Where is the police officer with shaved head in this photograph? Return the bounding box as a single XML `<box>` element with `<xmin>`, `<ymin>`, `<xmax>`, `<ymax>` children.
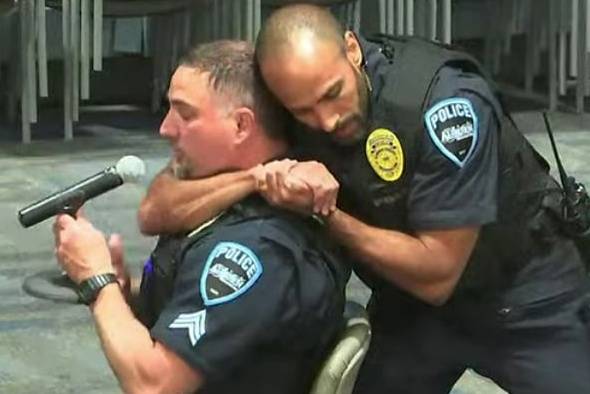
<box><xmin>52</xmin><ymin>40</ymin><xmax>349</xmax><ymax>394</ymax></box>
<box><xmin>254</xmin><ymin>5</ymin><xmax>590</xmax><ymax>394</ymax></box>
<box><xmin>137</xmin><ymin>5</ymin><xmax>590</xmax><ymax>394</ymax></box>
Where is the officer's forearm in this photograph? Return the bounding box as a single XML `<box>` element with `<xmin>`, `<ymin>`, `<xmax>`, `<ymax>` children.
<box><xmin>91</xmin><ymin>283</ymin><xmax>157</xmax><ymax>392</ymax></box>
<box><xmin>138</xmin><ymin>167</ymin><xmax>256</xmax><ymax>235</ymax></box>
<box><xmin>91</xmin><ymin>284</ymin><xmax>203</xmax><ymax>393</ymax></box>
<box><xmin>325</xmin><ymin>209</ymin><xmax>478</xmax><ymax>306</ymax></box>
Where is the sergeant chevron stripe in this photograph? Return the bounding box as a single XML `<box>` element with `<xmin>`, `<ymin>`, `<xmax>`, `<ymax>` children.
<box><xmin>169</xmin><ymin>310</ymin><xmax>207</xmax><ymax>346</ymax></box>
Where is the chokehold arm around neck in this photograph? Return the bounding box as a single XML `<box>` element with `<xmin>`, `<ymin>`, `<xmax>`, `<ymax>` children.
<box><xmin>137</xmin><ymin>163</ymin><xmax>259</xmax><ymax>236</ymax></box>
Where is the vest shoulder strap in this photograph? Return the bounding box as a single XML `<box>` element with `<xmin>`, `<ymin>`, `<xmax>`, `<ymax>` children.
<box><xmin>176</xmin><ymin>198</ymin><xmax>304</xmax><ymax>261</ymax></box>
<box><xmin>367</xmin><ymin>34</ymin><xmax>488</xmax><ymax>134</ymax></box>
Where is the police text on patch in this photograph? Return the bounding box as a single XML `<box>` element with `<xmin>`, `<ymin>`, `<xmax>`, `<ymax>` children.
<box><xmin>427</xmin><ymin>101</ymin><xmax>473</xmax><ymax>131</ymax></box>
<box><xmin>201</xmin><ymin>242</ymin><xmax>263</xmax><ymax>306</ymax></box>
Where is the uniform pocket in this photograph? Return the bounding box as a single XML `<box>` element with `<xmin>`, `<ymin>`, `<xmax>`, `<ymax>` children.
<box><xmin>496</xmin><ymin>289</ymin><xmax>585</xmax><ymax>332</ymax></box>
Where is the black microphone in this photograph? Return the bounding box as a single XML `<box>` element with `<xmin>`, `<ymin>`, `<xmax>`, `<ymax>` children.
<box><xmin>18</xmin><ymin>155</ymin><xmax>146</xmax><ymax>228</ymax></box>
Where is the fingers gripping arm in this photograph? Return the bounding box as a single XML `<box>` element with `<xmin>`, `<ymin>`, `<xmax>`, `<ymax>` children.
<box><xmin>255</xmin><ymin>160</ymin><xmax>338</xmax><ymax>217</ymax></box>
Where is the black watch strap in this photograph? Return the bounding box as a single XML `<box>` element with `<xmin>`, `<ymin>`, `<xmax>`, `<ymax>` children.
<box><xmin>77</xmin><ymin>273</ymin><xmax>118</xmax><ymax>305</ymax></box>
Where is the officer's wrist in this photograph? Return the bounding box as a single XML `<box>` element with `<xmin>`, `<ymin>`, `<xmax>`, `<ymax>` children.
<box><xmin>248</xmin><ymin>165</ymin><xmax>265</xmax><ymax>192</ymax></box>
<box><xmin>77</xmin><ymin>273</ymin><xmax>119</xmax><ymax>306</ymax></box>
<box><xmin>88</xmin><ymin>282</ymin><xmax>123</xmax><ymax>315</ymax></box>
<box><xmin>324</xmin><ymin>207</ymin><xmax>340</xmax><ymax>220</ymax></box>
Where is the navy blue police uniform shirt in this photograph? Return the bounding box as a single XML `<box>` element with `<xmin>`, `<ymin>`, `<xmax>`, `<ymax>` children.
<box><xmin>148</xmin><ymin>200</ymin><xmax>349</xmax><ymax>394</ymax></box>
<box><xmin>407</xmin><ymin>65</ymin><xmax>500</xmax><ymax>231</ymax></box>
<box><xmin>418</xmin><ymin>68</ymin><xmax>584</xmax><ymax>302</ymax></box>
<box><xmin>365</xmin><ymin>39</ymin><xmax>583</xmax><ymax>296</ymax></box>
<box><xmin>293</xmin><ymin>39</ymin><xmax>501</xmax><ymax>233</ymax></box>
<box><xmin>292</xmin><ymin>38</ymin><xmax>584</xmax><ymax>307</ymax></box>
<box><xmin>292</xmin><ymin>38</ymin><xmax>504</xmax><ymax>295</ymax></box>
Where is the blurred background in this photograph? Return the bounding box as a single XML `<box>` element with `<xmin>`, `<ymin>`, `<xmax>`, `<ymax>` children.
<box><xmin>0</xmin><ymin>1</ymin><xmax>588</xmax><ymax>393</ymax></box>
<box><xmin>0</xmin><ymin>0</ymin><xmax>588</xmax><ymax>143</ymax></box>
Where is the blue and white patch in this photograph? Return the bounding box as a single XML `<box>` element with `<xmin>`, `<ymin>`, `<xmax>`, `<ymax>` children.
<box><xmin>424</xmin><ymin>97</ymin><xmax>479</xmax><ymax>167</ymax></box>
<box><xmin>200</xmin><ymin>241</ymin><xmax>263</xmax><ymax>307</ymax></box>
<box><xmin>169</xmin><ymin>309</ymin><xmax>207</xmax><ymax>347</ymax></box>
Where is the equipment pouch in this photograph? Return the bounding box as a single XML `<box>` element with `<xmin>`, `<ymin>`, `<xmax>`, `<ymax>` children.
<box><xmin>560</xmin><ymin>178</ymin><xmax>590</xmax><ymax>272</ymax></box>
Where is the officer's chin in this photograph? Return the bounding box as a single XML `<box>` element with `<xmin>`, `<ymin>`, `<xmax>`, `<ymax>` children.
<box><xmin>330</xmin><ymin>121</ymin><xmax>364</xmax><ymax>146</ymax></box>
<box><xmin>171</xmin><ymin>156</ymin><xmax>195</xmax><ymax>180</ymax></box>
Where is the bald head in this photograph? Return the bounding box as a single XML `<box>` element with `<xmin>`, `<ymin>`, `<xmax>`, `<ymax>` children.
<box><xmin>254</xmin><ymin>4</ymin><xmax>368</xmax><ymax>144</ymax></box>
<box><xmin>255</xmin><ymin>4</ymin><xmax>346</xmax><ymax>64</ymax></box>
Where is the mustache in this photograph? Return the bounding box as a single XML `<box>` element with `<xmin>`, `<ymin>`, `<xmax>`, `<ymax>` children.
<box><xmin>334</xmin><ymin>113</ymin><xmax>362</xmax><ymax>131</ymax></box>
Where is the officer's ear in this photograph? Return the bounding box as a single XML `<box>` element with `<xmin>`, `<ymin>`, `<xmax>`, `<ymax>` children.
<box><xmin>344</xmin><ymin>31</ymin><xmax>363</xmax><ymax>68</ymax></box>
<box><xmin>232</xmin><ymin>106</ymin><xmax>256</xmax><ymax>145</ymax></box>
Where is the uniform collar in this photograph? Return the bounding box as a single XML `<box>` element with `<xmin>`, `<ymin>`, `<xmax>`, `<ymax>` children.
<box><xmin>353</xmin><ymin>33</ymin><xmax>373</xmax><ymax>93</ymax></box>
<box><xmin>356</xmin><ymin>34</ymin><xmax>388</xmax><ymax>103</ymax></box>
<box><xmin>355</xmin><ymin>33</ymin><xmax>391</xmax><ymax>126</ymax></box>
<box><xmin>187</xmin><ymin>213</ymin><xmax>224</xmax><ymax>238</ymax></box>
<box><xmin>186</xmin><ymin>195</ymin><xmax>272</xmax><ymax>239</ymax></box>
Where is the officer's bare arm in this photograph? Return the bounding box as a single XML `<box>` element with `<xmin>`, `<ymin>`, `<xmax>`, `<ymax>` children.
<box><xmin>259</xmin><ymin>161</ymin><xmax>475</xmax><ymax>305</ymax></box>
<box><xmin>138</xmin><ymin>164</ymin><xmax>257</xmax><ymax>235</ymax></box>
<box><xmin>91</xmin><ymin>283</ymin><xmax>204</xmax><ymax>393</ymax></box>
<box><xmin>259</xmin><ymin>161</ymin><xmax>478</xmax><ymax>305</ymax></box>
<box><xmin>325</xmin><ymin>209</ymin><xmax>479</xmax><ymax>306</ymax></box>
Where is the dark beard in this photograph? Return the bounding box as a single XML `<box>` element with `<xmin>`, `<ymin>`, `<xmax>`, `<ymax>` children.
<box><xmin>357</xmin><ymin>68</ymin><xmax>370</xmax><ymax>132</ymax></box>
<box><xmin>331</xmin><ymin>70</ymin><xmax>370</xmax><ymax>146</ymax></box>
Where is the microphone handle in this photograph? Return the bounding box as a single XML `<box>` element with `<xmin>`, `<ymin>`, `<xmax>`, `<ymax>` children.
<box><xmin>18</xmin><ymin>168</ymin><xmax>123</xmax><ymax>228</ymax></box>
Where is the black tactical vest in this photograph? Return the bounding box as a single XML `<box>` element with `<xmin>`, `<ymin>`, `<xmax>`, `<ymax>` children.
<box><xmin>136</xmin><ymin>201</ymin><xmax>261</xmax><ymax>328</ymax></box>
<box><xmin>333</xmin><ymin>36</ymin><xmax>563</xmax><ymax>300</ymax></box>
<box><xmin>137</xmin><ymin>197</ymin><xmax>348</xmax><ymax>394</ymax></box>
<box><xmin>137</xmin><ymin>228</ymin><xmax>208</xmax><ymax>329</ymax></box>
<box><xmin>137</xmin><ymin>197</ymin><xmax>347</xmax><ymax>330</ymax></box>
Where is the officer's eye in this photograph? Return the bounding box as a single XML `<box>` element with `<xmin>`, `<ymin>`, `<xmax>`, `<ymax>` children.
<box><xmin>169</xmin><ymin>99</ymin><xmax>198</xmax><ymax>121</ymax></box>
<box><xmin>176</xmin><ymin>105</ymin><xmax>197</xmax><ymax>121</ymax></box>
<box><xmin>323</xmin><ymin>81</ymin><xmax>343</xmax><ymax>101</ymax></box>
<box><xmin>178</xmin><ymin>108</ymin><xmax>196</xmax><ymax>121</ymax></box>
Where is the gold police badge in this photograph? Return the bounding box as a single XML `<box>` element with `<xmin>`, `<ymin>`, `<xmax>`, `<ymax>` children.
<box><xmin>365</xmin><ymin>128</ymin><xmax>404</xmax><ymax>182</ymax></box>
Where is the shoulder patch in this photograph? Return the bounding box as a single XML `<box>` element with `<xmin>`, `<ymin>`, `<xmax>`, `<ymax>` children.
<box><xmin>424</xmin><ymin>97</ymin><xmax>478</xmax><ymax>167</ymax></box>
<box><xmin>200</xmin><ymin>241</ymin><xmax>263</xmax><ymax>307</ymax></box>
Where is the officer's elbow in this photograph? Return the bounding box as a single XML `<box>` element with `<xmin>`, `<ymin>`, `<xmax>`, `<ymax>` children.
<box><xmin>120</xmin><ymin>376</ymin><xmax>168</xmax><ymax>394</ymax></box>
<box><xmin>417</xmin><ymin>281</ymin><xmax>458</xmax><ymax>307</ymax></box>
<box><xmin>120</xmin><ymin>358</ymin><xmax>174</xmax><ymax>394</ymax></box>
<box><xmin>416</xmin><ymin>257</ymin><xmax>466</xmax><ymax>306</ymax></box>
<box><xmin>423</xmin><ymin>291</ymin><xmax>452</xmax><ymax>307</ymax></box>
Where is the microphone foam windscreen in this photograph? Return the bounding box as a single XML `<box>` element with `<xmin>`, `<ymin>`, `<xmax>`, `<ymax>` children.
<box><xmin>115</xmin><ymin>155</ymin><xmax>146</xmax><ymax>183</ymax></box>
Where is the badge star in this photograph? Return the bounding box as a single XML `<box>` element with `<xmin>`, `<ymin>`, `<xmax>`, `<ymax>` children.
<box><xmin>169</xmin><ymin>310</ymin><xmax>207</xmax><ymax>346</ymax></box>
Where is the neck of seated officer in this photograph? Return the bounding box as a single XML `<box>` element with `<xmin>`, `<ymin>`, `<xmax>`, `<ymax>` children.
<box><xmin>177</xmin><ymin>126</ymin><xmax>288</xmax><ymax>181</ymax></box>
<box><xmin>232</xmin><ymin>124</ymin><xmax>289</xmax><ymax>171</ymax></box>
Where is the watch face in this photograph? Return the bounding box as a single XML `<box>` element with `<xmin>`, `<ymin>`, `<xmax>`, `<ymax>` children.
<box><xmin>77</xmin><ymin>274</ymin><xmax>117</xmax><ymax>305</ymax></box>
<box><xmin>77</xmin><ymin>282</ymin><xmax>95</xmax><ymax>305</ymax></box>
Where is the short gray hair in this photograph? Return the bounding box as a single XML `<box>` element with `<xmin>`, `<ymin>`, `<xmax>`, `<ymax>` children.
<box><xmin>179</xmin><ymin>40</ymin><xmax>288</xmax><ymax>139</ymax></box>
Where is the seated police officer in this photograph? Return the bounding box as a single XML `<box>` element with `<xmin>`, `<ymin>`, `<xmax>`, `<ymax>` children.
<box><xmin>137</xmin><ymin>5</ymin><xmax>590</xmax><ymax>394</ymax></box>
<box><xmin>52</xmin><ymin>40</ymin><xmax>349</xmax><ymax>394</ymax></box>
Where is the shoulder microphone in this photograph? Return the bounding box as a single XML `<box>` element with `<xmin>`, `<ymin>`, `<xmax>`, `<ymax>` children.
<box><xmin>18</xmin><ymin>155</ymin><xmax>146</xmax><ymax>228</ymax></box>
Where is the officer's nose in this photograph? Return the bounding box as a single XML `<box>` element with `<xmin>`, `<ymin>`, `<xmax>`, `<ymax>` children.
<box><xmin>316</xmin><ymin>108</ymin><xmax>340</xmax><ymax>134</ymax></box>
<box><xmin>159</xmin><ymin>110</ymin><xmax>176</xmax><ymax>139</ymax></box>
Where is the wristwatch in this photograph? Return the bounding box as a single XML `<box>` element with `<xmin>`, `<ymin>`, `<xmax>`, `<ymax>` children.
<box><xmin>77</xmin><ymin>273</ymin><xmax>118</xmax><ymax>305</ymax></box>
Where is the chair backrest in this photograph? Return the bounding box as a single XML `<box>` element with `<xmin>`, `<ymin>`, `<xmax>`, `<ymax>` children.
<box><xmin>309</xmin><ymin>301</ymin><xmax>372</xmax><ymax>394</ymax></box>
